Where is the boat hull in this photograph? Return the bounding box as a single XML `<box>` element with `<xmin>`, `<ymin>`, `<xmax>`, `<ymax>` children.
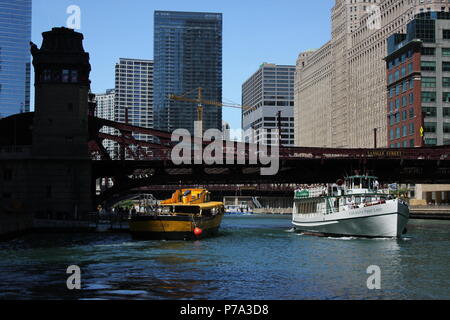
<box><xmin>129</xmin><ymin>214</ymin><xmax>223</xmax><ymax>241</ymax></box>
<box><xmin>293</xmin><ymin>201</ymin><xmax>409</xmax><ymax>238</ymax></box>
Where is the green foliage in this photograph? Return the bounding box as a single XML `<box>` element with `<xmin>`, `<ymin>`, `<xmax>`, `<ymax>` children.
<box><xmin>114</xmin><ymin>200</ymin><xmax>134</xmax><ymax>209</ymax></box>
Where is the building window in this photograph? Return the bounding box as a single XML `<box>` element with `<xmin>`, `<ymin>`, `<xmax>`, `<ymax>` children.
<box><xmin>43</xmin><ymin>69</ymin><xmax>52</xmax><ymax>82</ymax></box>
<box><xmin>410</xmin><ymin>123</ymin><xmax>415</xmax><ymax>134</ymax></box>
<box><xmin>408</xmin><ymin>63</ymin><xmax>413</xmax><ymax>74</ymax></box>
<box><xmin>444</xmin><ymin>92</ymin><xmax>450</xmax><ymax>103</ymax></box>
<box><xmin>423</xmin><ymin>106</ymin><xmax>437</xmax><ymax>117</ymax></box>
<box><xmin>444</xmin><ymin>29</ymin><xmax>450</xmax><ymax>40</ymax></box>
<box><xmin>444</xmin><ymin>62</ymin><xmax>450</xmax><ymax>72</ymax></box>
<box><xmin>403</xmin><ymin>125</ymin><xmax>408</xmax><ymax>137</ymax></box>
<box><xmin>425</xmin><ymin>138</ymin><xmax>437</xmax><ymax>146</ymax></box>
<box><xmin>422</xmin><ymin>47</ymin><xmax>436</xmax><ymax>55</ymax></box>
<box><xmin>62</xmin><ymin>69</ymin><xmax>70</xmax><ymax>83</ymax></box>
<box><xmin>443</xmin><ymin>48</ymin><xmax>450</xmax><ymax>57</ymax></box>
<box><xmin>71</xmin><ymin>70</ymin><xmax>79</xmax><ymax>83</ymax></box>
<box><xmin>390</xmin><ymin>87</ymin><xmax>395</xmax><ymax>98</ymax></box>
<box><xmin>443</xmin><ymin>77</ymin><xmax>450</xmax><ymax>87</ymax></box>
<box><xmin>422</xmin><ymin>77</ymin><xmax>436</xmax><ymax>88</ymax></box>
<box><xmin>422</xmin><ymin>92</ymin><xmax>436</xmax><ymax>102</ymax></box>
<box><xmin>409</xmin><ymin>108</ymin><xmax>415</xmax><ymax>119</ymax></box>
<box><xmin>388</xmin><ymin>61</ymin><xmax>394</xmax><ymax>70</ymax></box>
<box><xmin>410</xmin><ymin>139</ymin><xmax>415</xmax><ymax>147</ymax></box>
<box><xmin>444</xmin><ymin>108</ymin><xmax>450</xmax><ymax>117</ymax></box>
<box><xmin>424</xmin><ymin>122</ymin><xmax>437</xmax><ymax>133</ymax></box>
<box><xmin>444</xmin><ymin>123</ymin><xmax>450</xmax><ymax>134</ymax></box>
<box><xmin>421</xmin><ymin>61</ymin><xmax>436</xmax><ymax>71</ymax></box>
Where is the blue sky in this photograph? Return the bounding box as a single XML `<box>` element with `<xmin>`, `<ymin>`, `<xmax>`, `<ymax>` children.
<box><xmin>32</xmin><ymin>0</ymin><xmax>334</xmax><ymax>129</ymax></box>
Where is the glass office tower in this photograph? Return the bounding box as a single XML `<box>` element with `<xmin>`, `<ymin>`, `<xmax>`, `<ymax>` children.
<box><xmin>154</xmin><ymin>11</ymin><xmax>222</xmax><ymax>134</ymax></box>
<box><xmin>0</xmin><ymin>0</ymin><xmax>32</xmax><ymax>119</ymax></box>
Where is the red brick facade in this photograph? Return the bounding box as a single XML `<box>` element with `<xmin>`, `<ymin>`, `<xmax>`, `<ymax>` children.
<box><xmin>386</xmin><ymin>43</ymin><xmax>424</xmax><ymax>148</ymax></box>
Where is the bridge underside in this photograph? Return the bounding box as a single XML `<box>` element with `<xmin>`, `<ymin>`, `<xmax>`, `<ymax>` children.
<box><xmin>93</xmin><ymin>158</ymin><xmax>450</xmax><ymax>184</ymax></box>
<box><xmin>93</xmin><ymin>157</ymin><xmax>450</xmax><ymax>205</ymax></box>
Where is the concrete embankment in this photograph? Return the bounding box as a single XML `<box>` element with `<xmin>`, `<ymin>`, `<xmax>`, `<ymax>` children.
<box><xmin>253</xmin><ymin>208</ymin><xmax>292</xmax><ymax>215</ymax></box>
<box><xmin>0</xmin><ymin>213</ymin><xmax>33</xmax><ymax>241</ymax></box>
<box><xmin>410</xmin><ymin>206</ymin><xmax>450</xmax><ymax>220</ymax></box>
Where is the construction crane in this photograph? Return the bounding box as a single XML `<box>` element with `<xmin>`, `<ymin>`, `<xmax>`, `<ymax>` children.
<box><xmin>168</xmin><ymin>87</ymin><xmax>253</xmax><ymax>137</ymax></box>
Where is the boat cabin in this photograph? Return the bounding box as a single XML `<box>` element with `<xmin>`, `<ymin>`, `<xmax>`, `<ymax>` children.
<box><xmin>345</xmin><ymin>176</ymin><xmax>379</xmax><ymax>195</ymax></box>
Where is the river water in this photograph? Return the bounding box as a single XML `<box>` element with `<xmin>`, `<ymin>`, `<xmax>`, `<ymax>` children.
<box><xmin>0</xmin><ymin>215</ymin><xmax>449</xmax><ymax>300</ymax></box>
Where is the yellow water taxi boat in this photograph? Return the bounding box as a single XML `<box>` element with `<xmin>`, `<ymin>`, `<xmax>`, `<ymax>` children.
<box><xmin>129</xmin><ymin>189</ymin><xmax>225</xmax><ymax>240</ymax></box>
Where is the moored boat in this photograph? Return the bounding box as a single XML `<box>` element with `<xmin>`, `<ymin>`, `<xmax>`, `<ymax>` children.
<box><xmin>129</xmin><ymin>189</ymin><xmax>225</xmax><ymax>241</ymax></box>
<box><xmin>292</xmin><ymin>176</ymin><xmax>410</xmax><ymax>238</ymax></box>
<box><xmin>225</xmin><ymin>204</ymin><xmax>253</xmax><ymax>215</ymax></box>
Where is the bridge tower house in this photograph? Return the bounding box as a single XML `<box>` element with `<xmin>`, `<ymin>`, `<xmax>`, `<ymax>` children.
<box><xmin>30</xmin><ymin>27</ymin><xmax>93</xmax><ymax>219</ymax></box>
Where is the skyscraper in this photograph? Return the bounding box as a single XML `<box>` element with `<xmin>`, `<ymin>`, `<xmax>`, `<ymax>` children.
<box><xmin>154</xmin><ymin>11</ymin><xmax>223</xmax><ymax>135</ymax></box>
<box><xmin>385</xmin><ymin>12</ymin><xmax>450</xmax><ymax>148</ymax></box>
<box><xmin>242</xmin><ymin>63</ymin><xmax>296</xmax><ymax>146</ymax></box>
<box><xmin>0</xmin><ymin>0</ymin><xmax>32</xmax><ymax>118</ymax></box>
<box><xmin>295</xmin><ymin>0</ymin><xmax>450</xmax><ymax>148</ymax></box>
<box><xmin>94</xmin><ymin>89</ymin><xmax>117</xmax><ymax>157</ymax></box>
<box><xmin>115</xmin><ymin>58</ymin><xmax>154</xmax><ymax>143</ymax></box>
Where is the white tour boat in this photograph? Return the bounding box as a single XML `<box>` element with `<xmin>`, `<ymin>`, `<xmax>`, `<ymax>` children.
<box><xmin>292</xmin><ymin>176</ymin><xmax>410</xmax><ymax>238</ymax></box>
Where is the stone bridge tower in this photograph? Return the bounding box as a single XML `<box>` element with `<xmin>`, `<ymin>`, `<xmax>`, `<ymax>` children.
<box><xmin>30</xmin><ymin>27</ymin><xmax>93</xmax><ymax>219</ymax></box>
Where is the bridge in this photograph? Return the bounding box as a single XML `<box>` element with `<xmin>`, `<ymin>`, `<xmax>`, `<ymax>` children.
<box><xmin>2</xmin><ymin>111</ymin><xmax>450</xmax><ymax>208</ymax></box>
<box><xmin>2</xmin><ymin>26</ymin><xmax>450</xmax><ymax>217</ymax></box>
<box><xmin>85</xmin><ymin>115</ymin><xmax>450</xmax><ymax>205</ymax></box>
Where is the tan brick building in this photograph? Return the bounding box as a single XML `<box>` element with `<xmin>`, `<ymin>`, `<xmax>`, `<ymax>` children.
<box><xmin>295</xmin><ymin>0</ymin><xmax>450</xmax><ymax>148</ymax></box>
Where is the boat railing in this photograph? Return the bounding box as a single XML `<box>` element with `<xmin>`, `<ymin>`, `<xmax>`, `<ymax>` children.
<box><xmin>294</xmin><ymin>188</ymin><xmax>326</xmax><ymax>199</ymax></box>
<box><xmin>294</xmin><ymin>192</ymin><xmax>394</xmax><ymax>216</ymax></box>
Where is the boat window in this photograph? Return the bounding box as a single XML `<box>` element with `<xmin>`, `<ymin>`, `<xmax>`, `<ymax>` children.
<box><xmin>174</xmin><ymin>206</ymin><xmax>200</xmax><ymax>214</ymax></box>
<box><xmin>362</xmin><ymin>178</ymin><xmax>369</xmax><ymax>189</ymax></box>
<box><xmin>355</xmin><ymin>197</ymin><xmax>361</xmax><ymax>205</ymax></box>
<box><xmin>158</xmin><ymin>206</ymin><xmax>173</xmax><ymax>214</ymax></box>
<box><xmin>183</xmin><ymin>190</ymin><xmax>192</xmax><ymax>197</ymax></box>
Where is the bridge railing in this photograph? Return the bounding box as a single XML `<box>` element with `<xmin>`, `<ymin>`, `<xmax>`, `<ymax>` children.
<box><xmin>89</xmin><ymin>116</ymin><xmax>450</xmax><ymax>162</ymax></box>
